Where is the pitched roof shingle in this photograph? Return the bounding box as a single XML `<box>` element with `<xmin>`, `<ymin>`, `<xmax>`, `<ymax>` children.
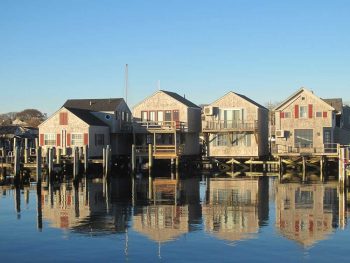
<box><xmin>67</xmin><ymin>108</ymin><xmax>109</xmax><ymax>126</ymax></box>
<box><xmin>161</xmin><ymin>90</ymin><xmax>200</xmax><ymax>108</ymax></box>
<box><xmin>63</xmin><ymin>98</ymin><xmax>123</xmax><ymax>112</ymax></box>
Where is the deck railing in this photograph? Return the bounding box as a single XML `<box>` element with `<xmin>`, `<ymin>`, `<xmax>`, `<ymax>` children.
<box><xmin>272</xmin><ymin>143</ymin><xmax>339</xmax><ymax>155</ymax></box>
<box><xmin>135</xmin><ymin>144</ymin><xmax>184</xmax><ymax>157</ymax></box>
<box><xmin>133</xmin><ymin>120</ymin><xmax>187</xmax><ymax>132</ymax></box>
<box><xmin>203</xmin><ymin>120</ymin><xmax>258</xmax><ymax>131</ymax></box>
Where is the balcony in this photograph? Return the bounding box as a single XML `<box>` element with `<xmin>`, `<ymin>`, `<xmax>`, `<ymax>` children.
<box><xmin>133</xmin><ymin>121</ymin><xmax>187</xmax><ymax>133</ymax></box>
<box><xmin>135</xmin><ymin>144</ymin><xmax>184</xmax><ymax>159</ymax></box>
<box><xmin>272</xmin><ymin>143</ymin><xmax>339</xmax><ymax>156</ymax></box>
<box><xmin>202</xmin><ymin>120</ymin><xmax>258</xmax><ymax>133</ymax></box>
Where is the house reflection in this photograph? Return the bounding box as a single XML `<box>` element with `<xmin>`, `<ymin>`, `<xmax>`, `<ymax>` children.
<box><xmin>132</xmin><ymin>175</ymin><xmax>201</xmax><ymax>243</ymax></box>
<box><xmin>202</xmin><ymin>177</ymin><xmax>269</xmax><ymax>242</ymax></box>
<box><xmin>41</xmin><ymin>177</ymin><xmax>132</xmax><ymax>235</ymax></box>
<box><xmin>275</xmin><ymin>182</ymin><xmax>342</xmax><ymax>247</ymax></box>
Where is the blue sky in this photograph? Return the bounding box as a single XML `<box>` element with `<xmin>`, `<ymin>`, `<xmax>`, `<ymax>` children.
<box><xmin>1</xmin><ymin>0</ymin><xmax>350</xmax><ymax>115</ymax></box>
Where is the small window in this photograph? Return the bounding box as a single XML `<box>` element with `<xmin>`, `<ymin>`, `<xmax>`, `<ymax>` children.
<box><xmin>44</xmin><ymin>134</ymin><xmax>56</xmax><ymax>146</ymax></box>
<box><xmin>71</xmin><ymin>133</ymin><xmax>83</xmax><ymax>146</ymax></box>
<box><xmin>300</xmin><ymin>106</ymin><xmax>307</xmax><ymax>118</ymax></box>
<box><xmin>316</xmin><ymin>112</ymin><xmax>322</xmax><ymax>118</ymax></box>
<box><xmin>149</xmin><ymin>111</ymin><xmax>156</xmax><ymax>122</ymax></box>
<box><xmin>105</xmin><ymin>114</ymin><xmax>111</xmax><ymax>120</ymax></box>
<box><xmin>141</xmin><ymin>111</ymin><xmax>148</xmax><ymax>122</ymax></box>
<box><xmin>284</xmin><ymin>112</ymin><xmax>291</xmax><ymax>118</ymax></box>
<box><xmin>95</xmin><ymin>134</ymin><xmax>104</xmax><ymax>146</ymax></box>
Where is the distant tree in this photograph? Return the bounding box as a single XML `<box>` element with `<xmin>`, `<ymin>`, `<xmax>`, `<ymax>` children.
<box><xmin>15</xmin><ymin>109</ymin><xmax>47</xmax><ymax>127</ymax></box>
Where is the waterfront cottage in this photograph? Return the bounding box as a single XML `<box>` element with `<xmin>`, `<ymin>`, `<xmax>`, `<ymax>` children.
<box><xmin>273</xmin><ymin>88</ymin><xmax>350</xmax><ymax>155</ymax></box>
<box><xmin>202</xmin><ymin>91</ymin><xmax>269</xmax><ymax>159</ymax></box>
<box><xmin>132</xmin><ymin>90</ymin><xmax>201</xmax><ymax>160</ymax></box>
<box><xmin>38</xmin><ymin>98</ymin><xmax>132</xmax><ymax>158</ymax></box>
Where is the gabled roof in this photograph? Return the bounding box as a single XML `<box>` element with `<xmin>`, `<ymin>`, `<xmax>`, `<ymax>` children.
<box><xmin>273</xmin><ymin>88</ymin><xmax>335</xmax><ymax>111</ymax></box>
<box><xmin>322</xmin><ymin>98</ymin><xmax>343</xmax><ymax>113</ymax></box>
<box><xmin>67</xmin><ymin>108</ymin><xmax>108</xmax><ymax>127</ymax></box>
<box><xmin>63</xmin><ymin>98</ymin><xmax>124</xmax><ymax>112</ymax></box>
<box><xmin>161</xmin><ymin>90</ymin><xmax>200</xmax><ymax>108</ymax></box>
<box><xmin>210</xmin><ymin>91</ymin><xmax>267</xmax><ymax>110</ymax></box>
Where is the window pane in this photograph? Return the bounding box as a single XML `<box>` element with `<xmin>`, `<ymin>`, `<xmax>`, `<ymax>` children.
<box><xmin>71</xmin><ymin>133</ymin><xmax>83</xmax><ymax>146</ymax></box>
<box><xmin>300</xmin><ymin>106</ymin><xmax>307</xmax><ymax>118</ymax></box>
<box><xmin>44</xmin><ymin>134</ymin><xmax>56</xmax><ymax>146</ymax></box>
<box><xmin>295</xmin><ymin>129</ymin><xmax>313</xmax><ymax>148</ymax></box>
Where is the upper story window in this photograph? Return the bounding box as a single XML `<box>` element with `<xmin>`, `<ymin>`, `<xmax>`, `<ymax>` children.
<box><xmin>316</xmin><ymin>112</ymin><xmax>322</xmax><ymax>118</ymax></box>
<box><xmin>299</xmin><ymin>106</ymin><xmax>307</xmax><ymax>118</ymax></box>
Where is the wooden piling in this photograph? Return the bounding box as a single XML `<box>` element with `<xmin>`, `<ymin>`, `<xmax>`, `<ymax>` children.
<box><xmin>24</xmin><ymin>138</ymin><xmax>29</xmax><ymax>164</ymax></box>
<box><xmin>105</xmin><ymin>145</ymin><xmax>111</xmax><ymax>176</ymax></box>
<box><xmin>175</xmin><ymin>157</ymin><xmax>179</xmax><ymax>170</ymax></box>
<box><xmin>56</xmin><ymin>148</ymin><xmax>61</xmax><ymax>165</ymax></box>
<box><xmin>36</xmin><ymin>147</ymin><xmax>42</xmax><ymax>182</ymax></box>
<box><xmin>14</xmin><ymin>145</ymin><xmax>20</xmax><ymax>180</ymax></box>
<box><xmin>278</xmin><ymin>157</ymin><xmax>282</xmax><ymax>182</ymax></box>
<box><xmin>48</xmin><ymin>147</ymin><xmax>53</xmax><ymax>178</ymax></box>
<box><xmin>148</xmin><ymin>144</ymin><xmax>153</xmax><ymax>169</ymax></box>
<box><xmin>131</xmin><ymin>144</ymin><xmax>136</xmax><ymax>172</ymax></box>
<box><xmin>320</xmin><ymin>156</ymin><xmax>324</xmax><ymax>182</ymax></box>
<box><xmin>302</xmin><ymin>156</ymin><xmax>306</xmax><ymax>182</ymax></box>
<box><xmin>339</xmin><ymin>148</ymin><xmax>346</xmax><ymax>187</ymax></box>
<box><xmin>102</xmin><ymin>147</ymin><xmax>106</xmax><ymax>174</ymax></box>
<box><xmin>83</xmin><ymin>145</ymin><xmax>88</xmax><ymax>174</ymax></box>
<box><xmin>36</xmin><ymin>183</ymin><xmax>42</xmax><ymax>231</ymax></box>
<box><xmin>73</xmin><ymin>147</ymin><xmax>79</xmax><ymax>179</ymax></box>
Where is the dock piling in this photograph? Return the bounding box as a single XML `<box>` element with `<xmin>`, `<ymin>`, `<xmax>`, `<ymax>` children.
<box><xmin>36</xmin><ymin>147</ymin><xmax>42</xmax><ymax>182</ymax></box>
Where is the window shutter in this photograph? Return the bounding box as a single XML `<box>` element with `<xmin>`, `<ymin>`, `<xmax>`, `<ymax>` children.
<box><xmin>84</xmin><ymin>133</ymin><xmax>88</xmax><ymax>145</ymax></box>
<box><xmin>323</xmin><ymin>111</ymin><xmax>328</xmax><ymax>118</ymax></box>
<box><xmin>59</xmin><ymin>112</ymin><xmax>68</xmax><ymax>125</ymax></box>
<box><xmin>294</xmin><ymin>105</ymin><xmax>299</xmax><ymax>118</ymax></box>
<box><xmin>56</xmin><ymin>134</ymin><xmax>61</xmax><ymax>147</ymax></box>
<box><xmin>280</xmin><ymin>112</ymin><xmax>285</xmax><ymax>119</ymax></box>
<box><xmin>308</xmin><ymin>104</ymin><xmax>313</xmax><ymax>118</ymax></box>
<box><xmin>40</xmin><ymin>134</ymin><xmax>44</xmax><ymax>146</ymax></box>
<box><xmin>67</xmin><ymin>133</ymin><xmax>71</xmax><ymax>146</ymax></box>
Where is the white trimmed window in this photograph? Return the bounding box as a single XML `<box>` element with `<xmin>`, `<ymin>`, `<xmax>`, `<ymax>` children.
<box><xmin>44</xmin><ymin>134</ymin><xmax>56</xmax><ymax>146</ymax></box>
<box><xmin>284</xmin><ymin>112</ymin><xmax>291</xmax><ymax>118</ymax></box>
<box><xmin>71</xmin><ymin>133</ymin><xmax>83</xmax><ymax>146</ymax></box>
<box><xmin>300</xmin><ymin>106</ymin><xmax>307</xmax><ymax>118</ymax></box>
<box><xmin>316</xmin><ymin>112</ymin><xmax>322</xmax><ymax>118</ymax></box>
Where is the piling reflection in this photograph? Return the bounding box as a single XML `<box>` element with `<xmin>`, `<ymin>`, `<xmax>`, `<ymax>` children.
<box><xmin>40</xmin><ymin>178</ymin><xmax>132</xmax><ymax>235</ymax></box>
<box><xmin>132</xmin><ymin>174</ymin><xmax>201</xmax><ymax>243</ymax></box>
<box><xmin>202</xmin><ymin>177</ymin><xmax>269</xmax><ymax>242</ymax></box>
<box><xmin>275</xmin><ymin>182</ymin><xmax>344</xmax><ymax>247</ymax></box>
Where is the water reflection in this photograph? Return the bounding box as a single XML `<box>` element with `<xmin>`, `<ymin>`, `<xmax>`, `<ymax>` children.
<box><xmin>133</xmin><ymin>175</ymin><xmax>201</xmax><ymax>243</ymax></box>
<box><xmin>1</xmin><ymin>173</ymin><xmax>349</xmax><ymax>253</ymax></box>
<box><xmin>275</xmin><ymin>182</ymin><xmax>344</xmax><ymax>247</ymax></box>
<box><xmin>203</xmin><ymin>177</ymin><xmax>269</xmax><ymax>242</ymax></box>
<box><xmin>41</xmin><ymin>178</ymin><xmax>132</xmax><ymax>235</ymax></box>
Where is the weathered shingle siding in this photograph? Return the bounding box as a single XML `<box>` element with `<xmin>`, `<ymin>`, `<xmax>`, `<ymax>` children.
<box><xmin>204</xmin><ymin>92</ymin><xmax>267</xmax><ymax>158</ymax></box>
<box><xmin>274</xmin><ymin>89</ymin><xmax>334</xmax><ymax>149</ymax></box>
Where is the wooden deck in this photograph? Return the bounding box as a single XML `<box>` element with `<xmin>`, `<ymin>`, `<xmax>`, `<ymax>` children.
<box><xmin>202</xmin><ymin>120</ymin><xmax>258</xmax><ymax>133</ymax></box>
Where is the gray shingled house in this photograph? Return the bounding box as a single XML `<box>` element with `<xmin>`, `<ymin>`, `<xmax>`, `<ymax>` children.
<box><xmin>132</xmin><ymin>90</ymin><xmax>201</xmax><ymax>159</ymax></box>
<box><xmin>38</xmin><ymin>98</ymin><xmax>132</xmax><ymax>158</ymax></box>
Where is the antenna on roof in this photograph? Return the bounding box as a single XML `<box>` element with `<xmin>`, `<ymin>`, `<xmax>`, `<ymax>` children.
<box><xmin>125</xmin><ymin>64</ymin><xmax>128</xmax><ymax>104</ymax></box>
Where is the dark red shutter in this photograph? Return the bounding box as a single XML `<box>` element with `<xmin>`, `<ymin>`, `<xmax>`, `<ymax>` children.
<box><xmin>280</xmin><ymin>112</ymin><xmax>285</xmax><ymax>118</ymax></box>
<box><xmin>56</xmin><ymin>134</ymin><xmax>61</xmax><ymax>147</ymax></box>
<box><xmin>308</xmin><ymin>104</ymin><xmax>313</xmax><ymax>118</ymax></box>
<box><xmin>323</xmin><ymin>111</ymin><xmax>328</xmax><ymax>118</ymax></box>
<box><xmin>84</xmin><ymin>133</ymin><xmax>88</xmax><ymax>145</ymax></box>
<box><xmin>59</xmin><ymin>112</ymin><xmax>68</xmax><ymax>125</ymax></box>
<box><xmin>67</xmin><ymin>133</ymin><xmax>71</xmax><ymax>146</ymax></box>
<box><xmin>39</xmin><ymin>134</ymin><xmax>44</xmax><ymax>146</ymax></box>
<box><xmin>294</xmin><ymin>105</ymin><xmax>299</xmax><ymax>118</ymax></box>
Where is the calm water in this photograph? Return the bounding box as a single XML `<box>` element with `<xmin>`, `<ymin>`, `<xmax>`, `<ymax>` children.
<box><xmin>0</xmin><ymin>173</ymin><xmax>349</xmax><ymax>262</ymax></box>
